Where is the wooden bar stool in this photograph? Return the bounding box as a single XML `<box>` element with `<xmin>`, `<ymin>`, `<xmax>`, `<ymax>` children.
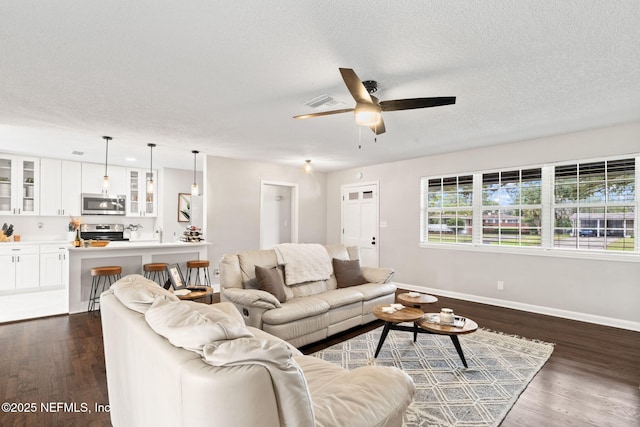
<box><xmin>185</xmin><ymin>260</ymin><xmax>212</xmax><ymax>287</ymax></box>
<box><xmin>143</xmin><ymin>263</ymin><xmax>168</xmax><ymax>286</ymax></box>
<box><xmin>88</xmin><ymin>266</ymin><xmax>122</xmax><ymax>313</ymax></box>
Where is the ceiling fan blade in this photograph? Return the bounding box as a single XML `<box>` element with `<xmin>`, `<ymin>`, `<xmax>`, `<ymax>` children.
<box><xmin>293</xmin><ymin>108</ymin><xmax>354</xmax><ymax>119</ymax></box>
<box><xmin>369</xmin><ymin>117</ymin><xmax>386</xmax><ymax>135</ymax></box>
<box><xmin>380</xmin><ymin>96</ymin><xmax>456</xmax><ymax>112</ymax></box>
<box><xmin>339</xmin><ymin>68</ymin><xmax>373</xmax><ymax>104</ymax></box>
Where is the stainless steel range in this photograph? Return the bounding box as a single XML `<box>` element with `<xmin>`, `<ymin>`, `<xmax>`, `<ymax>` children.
<box><xmin>80</xmin><ymin>224</ymin><xmax>128</xmax><ymax>241</ymax></box>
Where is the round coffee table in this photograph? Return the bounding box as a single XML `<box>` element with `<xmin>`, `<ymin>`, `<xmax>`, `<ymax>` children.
<box><xmin>372</xmin><ymin>305</ymin><xmax>424</xmax><ymax>358</ymax></box>
<box><xmin>397</xmin><ymin>292</ymin><xmax>438</xmax><ymax>307</ymax></box>
<box><xmin>175</xmin><ymin>286</ymin><xmax>214</xmax><ymax>304</ymax></box>
<box><xmin>417</xmin><ymin>313</ymin><xmax>478</xmax><ymax>367</ymax></box>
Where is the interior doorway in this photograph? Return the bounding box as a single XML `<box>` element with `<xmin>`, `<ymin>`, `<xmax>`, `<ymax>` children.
<box><xmin>341</xmin><ymin>182</ymin><xmax>379</xmax><ymax>267</ymax></box>
<box><xmin>260</xmin><ymin>181</ymin><xmax>299</xmax><ymax>249</ymax></box>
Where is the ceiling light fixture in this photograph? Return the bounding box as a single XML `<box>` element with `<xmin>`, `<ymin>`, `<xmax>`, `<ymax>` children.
<box><xmin>191</xmin><ymin>150</ymin><xmax>199</xmax><ymax>196</ymax></box>
<box><xmin>302</xmin><ymin>159</ymin><xmax>313</xmax><ymax>174</ymax></box>
<box><xmin>102</xmin><ymin>136</ymin><xmax>112</xmax><ymax>193</ymax></box>
<box><xmin>354</xmin><ymin>103</ymin><xmax>381</xmax><ymax>126</ymax></box>
<box><xmin>147</xmin><ymin>143</ymin><xmax>156</xmax><ymax>194</ymax></box>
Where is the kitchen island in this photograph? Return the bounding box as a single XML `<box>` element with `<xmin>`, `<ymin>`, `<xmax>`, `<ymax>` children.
<box><xmin>68</xmin><ymin>241</ymin><xmax>210</xmax><ymax>313</ymax></box>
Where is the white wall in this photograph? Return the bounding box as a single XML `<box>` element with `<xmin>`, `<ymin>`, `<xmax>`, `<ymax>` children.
<box><xmin>326</xmin><ymin>121</ymin><xmax>640</xmax><ymax>329</ymax></box>
<box><xmin>206</xmin><ymin>156</ymin><xmax>326</xmax><ymax>271</ymax></box>
<box><xmin>158</xmin><ymin>167</ymin><xmax>203</xmax><ymax>242</ymax></box>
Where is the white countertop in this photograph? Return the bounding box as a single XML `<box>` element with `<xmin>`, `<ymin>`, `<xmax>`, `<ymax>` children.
<box><xmin>0</xmin><ymin>240</ymin><xmax>69</xmax><ymax>246</ymax></box>
<box><xmin>1</xmin><ymin>240</ymin><xmax>209</xmax><ymax>249</ymax></box>
<box><xmin>67</xmin><ymin>241</ymin><xmax>210</xmax><ymax>251</ymax></box>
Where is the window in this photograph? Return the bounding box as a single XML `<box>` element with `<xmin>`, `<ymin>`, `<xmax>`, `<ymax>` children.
<box><xmin>553</xmin><ymin>158</ymin><xmax>635</xmax><ymax>251</ymax></box>
<box><xmin>420</xmin><ymin>155</ymin><xmax>638</xmax><ymax>255</ymax></box>
<box><xmin>481</xmin><ymin>168</ymin><xmax>542</xmax><ymax>247</ymax></box>
<box><xmin>421</xmin><ymin>175</ymin><xmax>473</xmax><ymax>244</ymax></box>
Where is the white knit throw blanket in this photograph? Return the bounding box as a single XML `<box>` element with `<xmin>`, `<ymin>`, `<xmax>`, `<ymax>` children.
<box><xmin>274</xmin><ymin>243</ymin><xmax>332</xmax><ymax>285</ymax></box>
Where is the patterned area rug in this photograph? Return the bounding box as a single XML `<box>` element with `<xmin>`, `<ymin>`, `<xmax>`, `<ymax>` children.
<box><xmin>312</xmin><ymin>326</ymin><xmax>554</xmax><ymax>427</ymax></box>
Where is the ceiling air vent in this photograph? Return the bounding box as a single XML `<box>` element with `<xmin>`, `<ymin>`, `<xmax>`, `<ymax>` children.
<box><xmin>305</xmin><ymin>94</ymin><xmax>340</xmax><ymax>109</ymax></box>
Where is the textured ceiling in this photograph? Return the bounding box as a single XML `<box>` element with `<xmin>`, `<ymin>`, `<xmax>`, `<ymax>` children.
<box><xmin>1</xmin><ymin>1</ymin><xmax>639</xmax><ymax>172</ymax></box>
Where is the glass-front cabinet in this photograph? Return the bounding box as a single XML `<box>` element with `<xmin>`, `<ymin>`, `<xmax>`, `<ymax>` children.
<box><xmin>0</xmin><ymin>154</ymin><xmax>39</xmax><ymax>216</ymax></box>
<box><xmin>126</xmin><ymin>168</ymin><xmax>157</xmax><ymax>217</ymax></box>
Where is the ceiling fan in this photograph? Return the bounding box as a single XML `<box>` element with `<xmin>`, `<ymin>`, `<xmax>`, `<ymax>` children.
<box><xmin>293</xmin><ymin>67</ymin><xmax>456</xmax><ymax>135</ymax></box>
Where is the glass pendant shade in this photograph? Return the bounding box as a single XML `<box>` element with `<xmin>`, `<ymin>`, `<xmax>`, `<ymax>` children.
<box><xmin>102</xmin><ymin>136</ymin><xmax>112</xmax><ymax>193</ymax></box>
<box><xmin>302</xmin><ymin>160</ymin><xmax>313</xmax><ymax>173</ymax></box>
<box><xmin>191</xmin><ymin>150</ymin><xmax>199</xmax><ymax>196</ymax></box>
<box><xmin>147</xmin><ymin>143</ymin><xmax>156</xmax><ymax>194</ymax></box>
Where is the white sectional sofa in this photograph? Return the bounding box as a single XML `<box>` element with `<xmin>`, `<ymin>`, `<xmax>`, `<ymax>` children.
<box><xmin>100</xmin><ymin>275</ymin><xmax>415</xmax><ymax>427</ymax></box>
<box><xmin>220</xmin><ymin>243</ymin><xmax>397</xmax><ymax>347</ymax></box>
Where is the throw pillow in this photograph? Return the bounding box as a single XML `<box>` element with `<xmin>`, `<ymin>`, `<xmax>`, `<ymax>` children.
<box><xmin>255</xmin><ymin>265</ymin><xmax>287</xmax><ymax>302</ymax></box>
<box><xmin>332</xmin><ymin>258</ymin><xmax>368</xmax><ymax>288</ymax></box>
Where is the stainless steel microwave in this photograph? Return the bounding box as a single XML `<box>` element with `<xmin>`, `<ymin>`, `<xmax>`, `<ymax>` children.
<box><xmin>81</xmin><ymin>193</ymin><xmax>126</xmax><ymax>215</ymax></box>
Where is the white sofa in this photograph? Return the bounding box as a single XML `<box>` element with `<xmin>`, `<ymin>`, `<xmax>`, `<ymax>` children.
<box><xmin>220</xmin><ymin>243</ymin><xmax>397</xmax><ymax>347</ymax></box>
<box><xmin>100</xmin><ymin>275</ymin><xmax>415</xmax><ymax>427</ymax></box>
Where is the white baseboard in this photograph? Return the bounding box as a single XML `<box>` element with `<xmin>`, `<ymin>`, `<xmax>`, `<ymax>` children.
<box><xmin>393</xmin><ymin>282</ymin><xmax>640</xmax><ymax>332</ymax></box>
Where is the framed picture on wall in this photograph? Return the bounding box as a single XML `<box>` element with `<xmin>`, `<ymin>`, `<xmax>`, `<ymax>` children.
<box><xmin>178</xmin><ymin>193</ymin><xmax>191</xmax><ymax>222</ymax></box>
<box><xmin>166</xmin><ymin>264</ymin><xmax>187</xmax><ymax>290</ymax></box>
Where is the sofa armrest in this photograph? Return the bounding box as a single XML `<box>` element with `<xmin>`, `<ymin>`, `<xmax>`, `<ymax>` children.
<box><xmin>222</xmin><ymin>288</ymin><xmax>280</xmax><ymax>329</ymax></box>
<box><xmin>223</xmin><ymin>288</ymin><xmax>281</xmax><ymax>309</ymax></box>
<box><xmin>361</xmin><ymin>267</ymin><xmax>395</xmax><ymax>284</ymax></box>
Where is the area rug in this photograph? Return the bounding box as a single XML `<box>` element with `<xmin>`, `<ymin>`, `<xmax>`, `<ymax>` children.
<box><xmin>312</xmin><ymin>327</ymin><xmax>554</xmax><ymax>427</ymax></box>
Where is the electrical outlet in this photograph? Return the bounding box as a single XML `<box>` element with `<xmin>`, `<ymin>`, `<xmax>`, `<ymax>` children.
<box><xmin>214</xmin><ymin>268</ymin><xmax>220</xmax><ymax>277</ymax></box>
<box><xmin>497</xmin><ymin>281</ymin><xmax>504</xmax><ymax>291</ymax></box>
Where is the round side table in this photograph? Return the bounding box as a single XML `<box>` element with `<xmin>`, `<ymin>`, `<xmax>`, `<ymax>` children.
<box><xmin>397</xmin><ymin>292</ymin><xmax>438</xmax><ymax>307</ymax></box>
<box><xmin>372</xmin><ymin>304</ymin><xmax>424</xmax><ymax>358</ymax></box>
<box><xmin>417</xmin><ymin>314</ymin><xmax>478</xmax><ymax>367</ymax></box>
<box><xmin>175</xmin><ymin>286</ymin><xmax>214</xmax><ymax>304</ymax></box>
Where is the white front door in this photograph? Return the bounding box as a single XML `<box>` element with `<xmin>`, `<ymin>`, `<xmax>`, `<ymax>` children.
<box><xmin>341</xmin><ymin>183</ymin><xmax>379</xmax><ymax>267</ymax></box>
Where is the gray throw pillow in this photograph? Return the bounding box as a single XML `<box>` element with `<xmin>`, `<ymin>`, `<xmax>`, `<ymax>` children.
<box><xmin>255</xmin><ymin>265</ymin><xmax>287</xmax><ymax>302</ymax></box>
<box><xmin>332</xmin><ymin>258</ymin><xmax>368</xmax><ymax>288</ymax></box>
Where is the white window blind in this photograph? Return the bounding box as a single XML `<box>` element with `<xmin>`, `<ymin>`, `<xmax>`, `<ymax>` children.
<box><xmin>420</xmin><ymin>155</ymin><xmax>638</xmax><ymax>255</ymax></box>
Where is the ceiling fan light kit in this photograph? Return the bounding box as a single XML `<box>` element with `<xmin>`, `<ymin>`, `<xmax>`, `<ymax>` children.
<box><xmin>354</xmin><ymin>103</ymin><xmax>382</xmax><ymax>126</ymax></box>
<box><xmin>293</xmin><ymin>67</ymin><xmax>456</xmax><ymax>135</ymax></box>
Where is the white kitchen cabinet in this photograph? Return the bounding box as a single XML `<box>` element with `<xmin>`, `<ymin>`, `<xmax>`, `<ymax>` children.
<box><xmin>40</xmin><ymin>158</ymin><xmax>82</xmax><ymax>216</ymax></box>
<box><xmin>0</xmin><ymin>154</ymin><xmax>40</xmax><ymax>216</ymax></box>
<box><xmin>40</xmin><ymin>244</ymin><xmax>69</xmax><ymax>288</ymax></box>
<box><xmin>126</xmin><ymin>168</ymin><xmax>157</xmax><ymax>217</ymax></box>
<box><xmin>0</xmin><ymin>245</ymin><xmax>40</xmax><ymax>290</ymax></box>
<box><xmin>0</xmin><ymin>253</ymin><xmax>16</xmax><ymax>291</ymax></box>
<box><xmin>81</xmin><ymin>162</ymin><xmax>127</xmax><ymax>196</ymax></box>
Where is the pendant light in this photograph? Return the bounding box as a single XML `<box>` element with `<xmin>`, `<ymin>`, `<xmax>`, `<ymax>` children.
<box><xmin>302</xmin><ymin>159</ymin><xmax>313</xmax><ymax>174</ymax></box>
<box><xmin>147</xmin><ymin>143</ymin><xmax>156</xmax><ymax>193</ymax></box>
<box><xmin>102</xmin><ymin>136</ymin><xmax>112</xmax><ymax>193</ymax></box>
<box><xmin>191</xmin><ymin>150</ymin><xmax>199</xmax><ymax>196</ymax></box>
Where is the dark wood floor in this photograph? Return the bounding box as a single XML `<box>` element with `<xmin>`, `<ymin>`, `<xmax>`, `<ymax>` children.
<box><xmin>1</xmin><ymin>291</ymin><xmax>638</xmax><ymax>427</ymax></box>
